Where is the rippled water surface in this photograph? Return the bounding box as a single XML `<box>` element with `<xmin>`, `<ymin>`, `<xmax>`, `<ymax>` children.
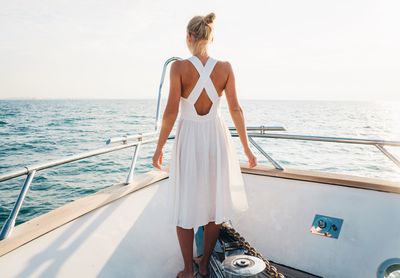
<box><xmin>1</xmin><ymin>99</ymin><xmax>399</xmax><ymax>227</ymax></box>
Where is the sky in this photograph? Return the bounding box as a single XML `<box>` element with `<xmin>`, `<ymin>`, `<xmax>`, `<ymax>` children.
<box><xmin>0</xmin><ymin>0</ymin><xmax>399</xmax><ymax>101</ymax></box>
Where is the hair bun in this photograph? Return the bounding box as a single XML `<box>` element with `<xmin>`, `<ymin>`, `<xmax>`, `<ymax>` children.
<box><xmin>204</xmin><ymin>12</ymin><xmax>215</xmax><ymax>25</ymax></box>
<box><xmin>187</xmin><ymin>13</ymin><xmax>215</xmax><ymax>42</ymax></box>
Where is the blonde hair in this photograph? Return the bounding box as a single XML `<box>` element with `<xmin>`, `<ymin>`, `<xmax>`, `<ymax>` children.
<box><xmin>187</xmin><ymin>12</ymin><xmax>216</xmax><ymax>42</ymax></box>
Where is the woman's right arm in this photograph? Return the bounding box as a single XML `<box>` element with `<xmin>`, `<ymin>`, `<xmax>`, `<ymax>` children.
<box><xmin>224</xmin><ymin>62</ymin><xmax>257</xmax><ymax>168</ymax></box>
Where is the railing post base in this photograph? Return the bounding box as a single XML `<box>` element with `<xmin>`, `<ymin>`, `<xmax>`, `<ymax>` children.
<box><xmin>0</xmin><ymin>218</ymin><xmax>16</xmax><ymax>240</ymax></box>
<box><xmin>0</xmin><ymin>170</ymin><xmax>36</xmax><ymax>240</ymax></box>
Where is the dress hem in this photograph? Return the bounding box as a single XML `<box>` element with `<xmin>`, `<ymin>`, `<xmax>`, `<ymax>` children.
<box><xmin>175</xmin><ymin>217</ymin><xmax>233</xmax><ymax>230</ymax></box>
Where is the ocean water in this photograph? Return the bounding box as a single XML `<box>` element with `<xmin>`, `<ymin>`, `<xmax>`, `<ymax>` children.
<box><xmin>0</xmin><ymin>99</ymin><xmax>399</xmax><ymax>228</ymax></box>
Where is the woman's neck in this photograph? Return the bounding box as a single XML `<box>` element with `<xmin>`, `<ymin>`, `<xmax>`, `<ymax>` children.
<box><xmin>192</xmin><ymin>52</ymin><xmax>209</xmax><ymax>60</ymax></box>
<box><xmin>191</xmin><ymin>44</ymin><xmax>209</xmax><ymax>59</ymax></box>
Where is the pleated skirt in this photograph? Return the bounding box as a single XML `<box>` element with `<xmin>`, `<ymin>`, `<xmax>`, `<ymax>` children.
<box><xmin>167</xmin><ymin>115</ymin><xmax>249</xmax><ymax>231</ymax></box>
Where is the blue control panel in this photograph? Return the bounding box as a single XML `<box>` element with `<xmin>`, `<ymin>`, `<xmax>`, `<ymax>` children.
<box><xmin>310</xmin><ymin>214</ymin><xmax>343</xmax><ymax>239</ymax></box>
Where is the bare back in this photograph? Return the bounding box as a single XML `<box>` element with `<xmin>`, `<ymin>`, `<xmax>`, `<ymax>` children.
<box><xmin>179</xmin><ymin>57</ymin><xmax>230</xmax><ymax>116</ymax></box>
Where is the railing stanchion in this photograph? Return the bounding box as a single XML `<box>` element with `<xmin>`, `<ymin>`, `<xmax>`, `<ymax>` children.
<box><xmin>0</xmin><ymin>170</ymin><xmax>37</xmax><ymax>240</ymax></box>
<box><xmin>126</xmin><ymin>143</ymin><xmax>141</xmax><ymax>185</ymax></box>
<box><xmin>375</xmin><ymin>144</ymin><xmax>400</xmax><ymax>168</ymax></box>
<box><xmin>248</xmin><ymin>137</ymin><xmax>284</xmax><ymax>171</ymax></box>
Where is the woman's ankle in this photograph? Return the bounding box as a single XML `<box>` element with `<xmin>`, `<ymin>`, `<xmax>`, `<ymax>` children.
<box><xmin>184</xmin><ymin>265</ymin><xmax>194</xmax><ymax>272</ymax></box>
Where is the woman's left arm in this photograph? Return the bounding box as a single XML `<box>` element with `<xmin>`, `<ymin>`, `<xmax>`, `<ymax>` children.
<box><xmin>152</xmin><ymin>61</ymin><xmax>181</xmax><ymax>169</ymax></box>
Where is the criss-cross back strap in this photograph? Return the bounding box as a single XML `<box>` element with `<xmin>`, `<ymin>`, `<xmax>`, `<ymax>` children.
<box><xmin>187</xmin><ymin>55</ymin><xmax>219</xmax><ymax>104</ymax></box>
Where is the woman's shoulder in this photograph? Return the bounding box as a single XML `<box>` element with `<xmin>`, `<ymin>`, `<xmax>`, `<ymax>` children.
<box><xmin>170</xmin><ymin>58</ymin><xmax>192</xmax><ymax>72</ymax></box>
<box><xmin>169</xmin><ymin>59</ymin><xmax>187</xmax><ymax>76</ymax></box>
<box><xmin>170</xmin><ymin>59</ymin><xmax>186</xmax><ymax>68</ymax></box>
<box><xmin>213</xmin><ymin>58</ymin><xmax>233</xmax><ymax>76</ymax></box>
<box><xmin>215</xmin><ymin>58</ymin><xmax>232</xmax><ymax>69</ymax></box>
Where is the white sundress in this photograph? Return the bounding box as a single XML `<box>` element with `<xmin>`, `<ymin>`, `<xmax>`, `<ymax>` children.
<box><xmin>167</xmin><ymin>55</ymin><xmax>249</xmax><ymax>231</ymax></box>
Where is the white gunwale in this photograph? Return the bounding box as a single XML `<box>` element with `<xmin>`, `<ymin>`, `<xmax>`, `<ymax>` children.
<box><xmin>0</xmin><ymin>163</ymin><xmax>398</xmax><ymax>257</ymax></box>
<box><xmin>240</xmin><ymin>163</ymin><xmax>400</xmax><ymax>194</ymax></box>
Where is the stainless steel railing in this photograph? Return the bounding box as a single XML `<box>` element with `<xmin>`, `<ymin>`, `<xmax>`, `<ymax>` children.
<box><xmin>155</xmin><ymin>57</ymin><xmax>182</xmax><ymax>131</ymax></box>
<box><xmin>2</xmin><ymin>125</ymin><xmax>399</xmax><ymax>240</ymax></box>
<box><xmin>0</xmin><ymin>133</ymin><xmax>156</xmax><ymax>183</ymax></box>
<box><xmin>0</xmin><ymin>56</ymin><xmax>184</xmax><ymax>240</ymax></box>
<box><xmin>1</xmin><ymin>56</ymin><xmax>399</xmax><ymax>242</ymax></box>
<box><xmin>229</xmin><ymin>128</ymin><xmax>400</xmax><ymax>170</ymax></box>
<box><xmin>0</xmin><ymin>56</ymin><xmax>181</xmax><ymax>240</ymax></box>
<box><xmin>0</xmin><ymin>132</ymin><xmax>161</xmax><ymax>240</ymax></box>
<box><xmin>154</xmin><ymin>56</ymin><xmax>399</xmax><ymax>170</ymax></box>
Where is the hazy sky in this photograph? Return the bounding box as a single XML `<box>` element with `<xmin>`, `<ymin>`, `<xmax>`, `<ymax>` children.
<box><xmin>0</xmin><ymin>0</ymin><xmax>399</xmax><ymax>100</ymax></box>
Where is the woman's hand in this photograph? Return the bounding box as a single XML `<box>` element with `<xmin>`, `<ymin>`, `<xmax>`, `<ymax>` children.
<box><xmin>244</xmin><ymin>148</ymin><xmax>257</xmax><ymax>168</ymax></box>
<box><xmin>152</xmin><ymin>148</ymin><xmax>163</xmax><ymax>170</ymax></box>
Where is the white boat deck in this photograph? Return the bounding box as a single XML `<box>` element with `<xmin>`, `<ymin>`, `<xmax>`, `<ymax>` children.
<box><xmin>0</xmin><ymin>166</ymin><xmax>399</xmax><ymax>278</ymax></box>
<box><xmin>0</xmin><ymin>171</ymin><xmax>181</xmax><ymax>277</ymax></box>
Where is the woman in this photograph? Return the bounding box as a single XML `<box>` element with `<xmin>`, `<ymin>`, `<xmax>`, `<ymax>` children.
<box><xmin>152</xmin><ymin>12</ymin><xmax>257</xmax><ymax>278</ymax></box>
